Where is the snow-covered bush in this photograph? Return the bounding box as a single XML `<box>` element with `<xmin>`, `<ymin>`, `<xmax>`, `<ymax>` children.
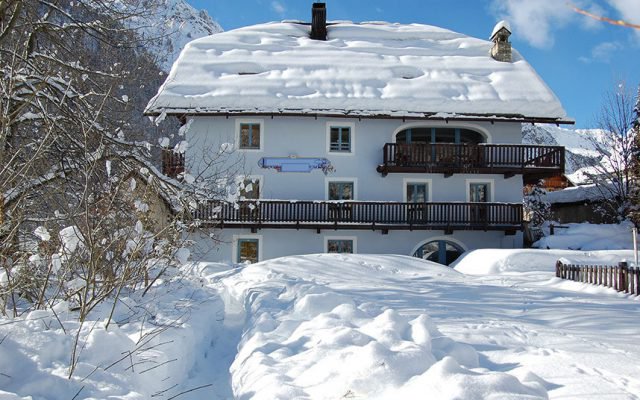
<box><xmin>523</xmin><ymin>184</ymin><xmax>551</xmax><ymax>228</ymax></box>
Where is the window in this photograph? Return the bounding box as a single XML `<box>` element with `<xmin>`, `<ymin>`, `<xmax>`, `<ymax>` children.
<box><xmin>413</xmin><ymin>239</ymin><xmax>464</xmax><ymax>266</ymax></box>
<box><xmin>466</xmin><ymin>180</ymin><xmax>493</xmax><ymax>223</ymax></box>
<box><xmin>328</xmin><ymin>181</ymin><xmax>354</xmax><ymax>200</ymax></box>
<box><xmin>330</xmin><ymin>127</ymin><xmax>351</xmax><ymax>152</ymax></box>
<box><xmin>326</xmin><ymin>122</ymin><xmax>355</xmax><ymax>155</ymax></box>
<box><xmin>468</xmin><ymin>182</ymin><xmax>490</xmax><ymax>202</ymax></box>
<box><xmin>395</xmin><ymin>127</ymin><xmax>486</xmax><ymax>144</ymax></box>
<box><xmin>236</xmin><ymin>120</ymin><xmax>263</xmax><ymax>150</ymax></box>
<box><xmin>404</xmin><ymin>179</ymin><xmax>431</xmax><ymax>223</ymax></box>
<box><xmin>236</xmin><ymin>238</ymin><xmax>260</xmax><ymax>263</ymax></box>
<box><xmin>239</xmin><ymin>177</ymin><xmax>260</xmax><ymax>200</ymax></box>
<box><xmin>406</xmin><ymin>182</ymin><xmax>429</xmax><ymax>203</ymax></box>
<box><xmin>325</xmin><ymin>237</ymin><xmax>356</xmax><ymax>254</ymax></box>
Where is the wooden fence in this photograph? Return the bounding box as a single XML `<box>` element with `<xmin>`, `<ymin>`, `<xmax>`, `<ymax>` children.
<box><xmin>555</xmin><ymin>260</ymin><xmax>640</xmax><ymax>296</ymax></box>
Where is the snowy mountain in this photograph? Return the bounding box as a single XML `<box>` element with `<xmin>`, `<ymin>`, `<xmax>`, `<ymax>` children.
<box><xmin>522</xmin><ymin>124</ymin><xmax>608</xmax><ymax>182</ymax></box>
<box><xmin>118</xmin><ymin>0</ymin><xmax>222</xmax><ymax>71</ymax></box>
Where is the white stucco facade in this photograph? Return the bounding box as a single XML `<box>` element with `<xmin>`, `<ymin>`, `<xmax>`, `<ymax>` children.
<box><xmin>184</xmin><ymin>115</ymin><xmax>526</xmax><ymax>263</ymax></box>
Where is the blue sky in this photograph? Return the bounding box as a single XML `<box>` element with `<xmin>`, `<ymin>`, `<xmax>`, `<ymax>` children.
<box><xmin>187</xmin><ymin>0</ymin><xmax>639</xmax><ymax>128</ymax></box>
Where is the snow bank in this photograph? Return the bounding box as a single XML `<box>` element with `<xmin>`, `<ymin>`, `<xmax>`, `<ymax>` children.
<box><xmin>534</xmin><ymin>221</ymin><xmax>635</xmax><ymax>250</ymax></box>
<box><xmin>146</xmin><ymin>21</ymin><xmax>567</xmax><ymax>120</ymax></box>
<box><xmin>219</xmin><ymin>254</ymin><xmax>547</xmax><ymax>399</ymax></box>
<box><xmin>0</xmin><ymin>268</ymin><xmax>226</xmax><ymax>399</ymax></box>
<box><xmin>453</xmin><ymin>249</ymin><xmax>634</xmax><ymax>275</ymax></box>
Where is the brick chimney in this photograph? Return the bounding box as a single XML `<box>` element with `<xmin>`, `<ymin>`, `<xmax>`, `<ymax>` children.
<box><xmin>490</xmin><ymin>21</ymin><xmax>512</xmax><ymax>62</ymax></box>
<box><xmin>310</xmin><ymin>3</ymin><xmax>327</xmax><ymax>41</ymax></box>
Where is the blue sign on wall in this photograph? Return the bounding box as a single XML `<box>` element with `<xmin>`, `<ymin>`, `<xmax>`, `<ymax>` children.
<box><xmin>258</xmin><ymin>157</ymin><xmax>334</xmax><ymax>174</ymax></box>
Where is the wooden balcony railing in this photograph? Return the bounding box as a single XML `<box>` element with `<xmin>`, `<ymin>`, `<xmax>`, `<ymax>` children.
<box><xmin>194</xmin><ymin>200</ymin><xmax>523</xmax><ymax>232</ymax></box>
<box><xmin>377</xmin><ymin>143</ymin><xmax>564</xmax><ymax>182</ymax></box>
<box><xmin>162</xmin><ymin>149</ymin><xmax>185</xmax><ymax>178</ymax></box>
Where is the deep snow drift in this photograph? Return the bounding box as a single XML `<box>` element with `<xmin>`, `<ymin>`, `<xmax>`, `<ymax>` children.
<box><xmin>2</xmin><ymin>248</ymin><xmax>639</xmax><ymax>399</ymax></box>
<box><xmin>534</xmin><ymin>220</ymin><xmax>636</xmax><ymax>251</ymax></box>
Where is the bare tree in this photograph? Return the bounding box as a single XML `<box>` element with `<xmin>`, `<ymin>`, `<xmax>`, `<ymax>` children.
<box><xmin>581</xmin><ymin>83</ymin><xmax>638</xmax><ymax>221</ymax></box>
<box><xmin>628</xmin><ymin>85</ymin><xmax>640</xmax><ymax>224</ymax></box>
<box><xmin>0</xmin><ymin>0</ymin><xmax>189</xmax><ymax>320</ymax></box>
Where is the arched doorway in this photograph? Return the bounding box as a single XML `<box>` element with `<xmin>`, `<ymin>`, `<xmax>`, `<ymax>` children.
<box><xmin>412</xmin><ymin>239</ymin><xmax>465</xmax><ymax>266</ymax></box>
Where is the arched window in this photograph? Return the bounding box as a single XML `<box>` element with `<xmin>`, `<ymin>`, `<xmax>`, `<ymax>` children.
<box><xmin>413</xmin><ymin>239</ymin><xmax>464</xmax><ymax>266</ymax></box>
<box><xmin>396</xmin><ymin>127</ymin><xmax>485</xmax><ymax>144</ymax></box>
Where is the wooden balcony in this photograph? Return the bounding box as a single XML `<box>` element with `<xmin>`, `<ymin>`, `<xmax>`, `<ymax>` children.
<box><xmin>162</xmin><ymin>149</ymin><xmax>185</xmax><ymax>179</ymax></box>
<box><xmin>194</xmin><ymin>200</ymin><xmax>523</xmax><ymax>233</ymax></box>
<box><xmin>377</xmin><ymin>143</ymin><xmax>564</xmax><ymax>183</ymax></box>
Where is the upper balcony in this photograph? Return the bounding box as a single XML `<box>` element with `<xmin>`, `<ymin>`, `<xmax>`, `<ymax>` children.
<box><xmin>377</xmin><ymin>143</ymin><xmax>564</xmax><ymax>184</ymax></box>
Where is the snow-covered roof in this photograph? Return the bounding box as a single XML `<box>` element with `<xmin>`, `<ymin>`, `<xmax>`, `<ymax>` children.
<box><xmin>145</xmin><ymin>21</ymin><xmax>570</xmax><ymax>122</ymax></box>
<box><xmin>543</xmin><ymin>183</ymin><xmax>611</xmax><ymax>204</ymax></box>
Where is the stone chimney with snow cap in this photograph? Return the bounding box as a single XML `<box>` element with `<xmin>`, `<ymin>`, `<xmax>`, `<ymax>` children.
<box><xmin>310</xmin><ymin>3</ymin><xmax>327</xmax><ymax>40</ymax></box>
<box><xmin>490</xmin><ymin>20</ymin><xmax>512</xmax><ymax>62</ymax></box>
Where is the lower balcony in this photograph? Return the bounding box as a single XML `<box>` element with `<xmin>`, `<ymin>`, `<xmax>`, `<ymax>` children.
<box><xmin>377</xmin><ymin>143</ymin><xmax>565</xmax><ymax>184</ymax></box>
<box><xmin>194</xmin><ymin>200</ymin><xmax>523</xmax><ymax>234</ymax></box>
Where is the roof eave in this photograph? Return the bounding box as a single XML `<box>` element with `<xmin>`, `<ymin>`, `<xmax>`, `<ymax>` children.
<box><xmin>143</xmin><ymin>108</ymin><xmax>575</xmax><ymax>125</ymax></box>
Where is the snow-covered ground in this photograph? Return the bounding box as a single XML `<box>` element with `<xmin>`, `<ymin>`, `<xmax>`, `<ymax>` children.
<box><xmin>1</xmin><ymin>224</ymin><xmax>639</xmax><ymax>399</ymax></box>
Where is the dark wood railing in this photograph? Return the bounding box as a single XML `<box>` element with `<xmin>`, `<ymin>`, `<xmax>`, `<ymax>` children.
<box><xmin>194</xmin><ymin>200</ymin><xmax>523</xmax><ymax>232</ymax></box>
<box><xmin>378</xmin><ymin>143</ymin><xmax>564</xmax><ymax>181</ymax></box>
<box><xmin>162</xmin><ymin>149</ymin><xmax>185</xmax><ymax>178</ymax></box>
<box><xmin>556</xmin><ymin>260</ymin><xmax>640</xmax><ymax>296</ymax></box>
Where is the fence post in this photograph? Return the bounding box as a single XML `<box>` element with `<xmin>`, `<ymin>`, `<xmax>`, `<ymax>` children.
<box><xmin>550</xmin><ymin>224</ymin><xmax>555</xmax><ymax>235</ymax></box>
<box><xmin>556</xmin><ymin>260</ymin><xmax>562</xmax><ymax>278</ymax></box>
<box><xmin>619</xmin><ymin>262</ymin><xmax>628</xmax><ymax>293</ymax></box>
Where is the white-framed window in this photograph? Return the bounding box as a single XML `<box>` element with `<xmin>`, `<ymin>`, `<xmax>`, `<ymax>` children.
<box><xmin>235</xmin><ymin>119</ymin><xmax>264</xmax><ymax>151</ymax></box>
<box><xmin>238</xmin><ymin>175</ymin><xmax>263</xmax><ymax>200</ymax></box>
<box><xmin>233</xmin><ymin>234</ymin><xmax>263</xmax><ymax>263</ymax></box>
<box><xmin>403</xmin><ymin>178</ymin><xmax>433</xmax><ymax>202</ymax></box>
<box><xmin>325</xmin><ymin>236</ymin><xmax>357</xmax><ymax>254</ymax></box>
<box><xmin>326</xmin><ymin>177</ymin><xmax>357</xmax><ymax>200</ymax></box>
<box><xmin>326</xmin><ymin>121</ymin><xmax>355</xmax><ymax>155</ymax></box>
<box><xmin>465</xmin><ymin>179</ymin><xmax>494</xmax><ymax>202</ymax></box>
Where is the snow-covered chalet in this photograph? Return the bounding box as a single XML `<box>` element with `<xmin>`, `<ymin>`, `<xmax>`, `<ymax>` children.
<box><xmin>145</xmin><ymin>3</ymin><xmax>571</xmax><ymax>265</ymax></box>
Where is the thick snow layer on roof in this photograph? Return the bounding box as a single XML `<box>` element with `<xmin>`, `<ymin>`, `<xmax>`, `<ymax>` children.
<box><xmin>145</xmin><ymin>21</ymin><xmax>568</xmax><ymax>120</ymax></box>
<box><xmin>543</xmin><ymin>183</ymin><xmax>610</xmax><ymax>204</ymax></box>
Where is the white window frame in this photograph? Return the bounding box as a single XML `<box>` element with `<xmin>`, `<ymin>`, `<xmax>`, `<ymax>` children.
<box><xmin>235</xmin><ymin>118</ymin><xmax>264</xmax><ymax>151</ymax></box>
<box><xmin>324</xmin><ymin>236</ymin><xmax>358</xmax><ymax>254</ymax></box>
<box><xmin>403</xmin><ymin>178</ymin><xmax>433</xmax><ymax>202</ymax></box>
<box><xmin>326</xmin><ymin>121</ymin><xmax>355</xmax><ymax>155</ymax></box>
<box><xmin>232</xmin><ymin>234</ymin><xmax>263</xmax><ymax>264</ymax></box>
<box><xmin>465</xmin><ymin>178</ymin><xmax>495</xmax><ymax>202</ymax></box>
<box><xmin>325</xmin><ymin>177</ymin><xmax>358</xmax><ymax>200</ymax></box>
<box><xmin>238</xmin><ymin>174</ymin><xmax>264</xmax><ymax>200</ymax></box>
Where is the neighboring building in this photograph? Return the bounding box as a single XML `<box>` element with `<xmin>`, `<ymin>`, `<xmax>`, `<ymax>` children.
<box><xmin>145</xmin><ymin>4</ymin><xmax>570</xmax><ymax>265</ymax></box>
<box><xmin>544</xmin><ymin>183</ymin><xmax>619</xmax><ymax>224</ymax></box>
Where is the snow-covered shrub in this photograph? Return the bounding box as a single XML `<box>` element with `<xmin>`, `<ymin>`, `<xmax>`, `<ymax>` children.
<box><xmin>523</xmin><ymin>184</ymin><xmax>551</xmax><ymax>228</ymax></box>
